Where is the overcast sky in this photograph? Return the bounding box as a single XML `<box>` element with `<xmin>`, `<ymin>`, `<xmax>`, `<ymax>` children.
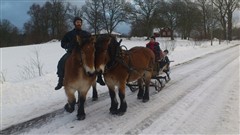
<box><xmin>0</xmin><ymin>0</ymin><xmax>130</xmax><ymax>34</ymax></box>
<box><xmin>1</xmin><ymin>0</ymin><xmax>49</xmax><ymax>29</ymax></box>
<box><xmin>0</xmin><ymin>0</ymin><xmax>239</xmax><ymax>34</ymax></box>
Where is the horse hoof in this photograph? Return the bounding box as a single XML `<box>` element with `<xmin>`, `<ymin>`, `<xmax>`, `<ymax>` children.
<box><xmin>64</xmin><ymin>103</ymin><xmax>75</xmax><ymax>113</ymax></box>
<box><xmin>110</xmin><ymin>111</ymin><xmax>118</xmax><ymax>115</ymax></box>
<box><xmin>142</xmin><ymin>99</ymin><xmax>149</xmax><ymax>103</ymax></box>
<box><xmin>117</xmin><ymin>111</ymin><xmax>125</xmax><ymax>116</ymax></box>
<box><xmin>137</xmin><ymin>96</ymin><xmax>143</xmax><ymax>99</ymax></box>
<box><xmin>77</xmin><ymin>115</ymin><xmax>86</xmax><ymax>120</ymax></box>
<box><xmin>110</xmin><ymin>109</ymin><xmax>118</xmax><ymax>115</ymax></box>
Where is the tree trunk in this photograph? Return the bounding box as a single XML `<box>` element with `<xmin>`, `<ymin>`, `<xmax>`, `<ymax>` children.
<box><xmin>202</xmin><ymin>6</ymin><xmax>207</xmax><ymax>39</ymax></box>
<box><xmin>171</xmin><ymin>34</ymin><xmax>174</xmax><ymax>40</ymax></box>
<box><xmin>222</xmin><ymin>19</ymin><xmax>227</xmax><ymax>40</ymax></box>
<box><xmin>227</xmin><ymin>10</ymin><xmax>232</xmax><ymax>41</ymax></box>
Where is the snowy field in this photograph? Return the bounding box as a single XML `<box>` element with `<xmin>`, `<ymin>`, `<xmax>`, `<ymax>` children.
<box><xmin>0</xmin><ymin>38</ymin><xmax>239</xmax><ymax>134</ymax></box>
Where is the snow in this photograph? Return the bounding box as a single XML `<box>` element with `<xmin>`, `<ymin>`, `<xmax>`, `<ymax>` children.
<box><xmin>0</xmin><ymin>38</ymin><xmax>239</xmax><ymax>134</ymax></box>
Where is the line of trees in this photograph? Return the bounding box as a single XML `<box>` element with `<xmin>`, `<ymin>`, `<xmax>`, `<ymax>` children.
<box><xmin>0</xmin><ymin>0</ymin><xmax>239</xmax><ymax>47</ymax></box>
<box><xmin>128</xmin><ymin>0</ymin><xmax>239</xmax><ymax>40</ymax></box>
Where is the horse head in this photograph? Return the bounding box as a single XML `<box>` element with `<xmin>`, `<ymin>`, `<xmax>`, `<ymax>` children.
<box><xmin>75</xmin><ymin>35</ymin><xmax>96</xmax><ymax>76</ymax></box>
<box><xmin>94</xmin><ymin>34</ymin><xmax>112</xmax><ymax>74</ymax></box>
<box><xmin>95</xmin><ymin>34</ymin><xmax>123</xmax><ymax>74</ymax></box>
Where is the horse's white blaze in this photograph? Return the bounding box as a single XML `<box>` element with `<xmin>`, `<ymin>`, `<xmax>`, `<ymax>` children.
<box><xmin>84</xmin><ymin>65</ymin><xmax>95</xmax><ymax>74</ymax></box>
<box><xmin>99</xmin><ymin>64</ymin><xmax>105</xmax><ymax>73</ymax></box>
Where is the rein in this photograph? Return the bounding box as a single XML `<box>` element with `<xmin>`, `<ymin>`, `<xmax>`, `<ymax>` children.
<box><xmin>76</xmin><ymin>39</ymin><xmax>95</xmax><ymax>76</ymax></box>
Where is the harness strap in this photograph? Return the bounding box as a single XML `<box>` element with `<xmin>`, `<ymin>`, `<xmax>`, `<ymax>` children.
<box><xmin>115</xmin><ymin>55</ymin><xmax>153</xmax><ymax>83</ymax></box>
<box><xmin>115</xmin><ymin>56</ymin><xmax>133</xmax><ymax>83</ymax></box>
<box><xmin>104</xmin><ymin>48</ymin><xmax>153</xmax><ymax>83</ymax></box>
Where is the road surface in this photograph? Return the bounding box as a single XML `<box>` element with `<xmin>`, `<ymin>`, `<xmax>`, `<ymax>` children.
<box><xmin>2</xmin><ymin>45</ymin><xmax>239</xmax><ymax>134</ymax></box>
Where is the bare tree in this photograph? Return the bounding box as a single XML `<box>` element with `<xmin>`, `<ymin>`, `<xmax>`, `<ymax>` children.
<box><xmin>174</xmin><ymin>0</ymin><xmax>202</xmax><ymax>39</ymax></box>
<box><xmin>213</xmin><ymin>0</ymin><xmax>228</xmax><ymax>40</ymax></box>
<box><xmin>224</xmin><ymin>0</ymin><xmax>239</xmax><ymax>41</ymax></box>
<box><xmin>31</xmin><ymin>47</ymin><xmax>44</xmax><ymax>76</ymax></box>
<box><xmin>81</xmin><ymin>0</ymin><xmax>103</xmax><ymax>35</ymax></box>
<box><xmin>24</xmin><ymin>0</ymin><xmax>70</xmax><ymax>44</ymax></box>
<box><xmin>196</xmin><ymin>0</ymin><xmax>211</xmax><ymax>39</ymax></box>
<box><xmin>100</xmin><ymin>0</ymin><xmax>128</xmax><ymax>34</ymax></box>
<box><xmin>18</xmin><ymin>47</ymin><xmax>44</xmax><ymax>80</ymax></box>
<box><xmin>0</xmin><ymin>70</ymin><xmax>6</xmax><ymax>83</ymax></box>
<box><xmin>49</xmin><ymin>0</ymin><xmax>69</xmax><ymax>39</ymax></box>
<box><xmin>129</xmin><ymin>0</ymin><xmax>160</xmax><ymax>37</ymax></box>
<box><xmin>0</xmin><ymin>19</ymin><xmax>20</xmax><ymax>47</ymax></box>
<box><xmin>158</xmin><ymin>0</ymin><xmax>178</xmax><ymax>40</ymax></box>
<box><xmin>26</xmin><ymin>4</ymin><xmax>46</xmax><ymax>43</ymax></box>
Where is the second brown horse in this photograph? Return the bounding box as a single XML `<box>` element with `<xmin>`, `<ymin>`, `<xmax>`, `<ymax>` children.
<box><xmin>95</xmin><ymin>35</ymin><xmax>155</xmax><ymax>115</ymax></box>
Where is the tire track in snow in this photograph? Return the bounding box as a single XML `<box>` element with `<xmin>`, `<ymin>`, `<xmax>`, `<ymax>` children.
<box><xmin>0</xmin><ymin>92</ymin><xmax>111</xmax><ymax>135</ymax></box>
<box><xmin>125</xmin><ymin>45</ymin><xmax>239</xmax><ymax>134</ymax></box>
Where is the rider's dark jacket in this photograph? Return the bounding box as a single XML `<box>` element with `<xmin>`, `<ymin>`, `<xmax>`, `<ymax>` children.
<box><xmin>61</xmin><ymin>29</ymin><xmax>91</xmax><ymax>53</ymax></box>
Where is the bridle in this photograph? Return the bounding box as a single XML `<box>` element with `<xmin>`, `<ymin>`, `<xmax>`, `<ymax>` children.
<box><xmin>76</xmin><ymin>37</ymin><xmax>95</xmax><ymax>76</ymax></box>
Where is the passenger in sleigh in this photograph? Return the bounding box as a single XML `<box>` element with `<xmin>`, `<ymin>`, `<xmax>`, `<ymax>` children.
<box><xmin>146</xmin><ymin>36</ymin><xmax>164</xmax><ymax>61</ymax></box>
<box><xmin>146</xmin><ymin>36</ymin><xmax>164</xmax><ymax>73</ymax></box>
<box><xmin>161</xmin><ymin>49</ymin><xmax>171</xmax><ymax>80</ymax></box>
<box><xmin>159</xmin><ymin>49</ymin><xmax>170</xmax><ymax>72</ymax></box>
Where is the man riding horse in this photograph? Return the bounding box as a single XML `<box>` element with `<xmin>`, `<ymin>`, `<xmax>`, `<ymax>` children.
<box><xmin>55</xmin><ymin>17</ymin><xmax>105</xmax><ymax>90</ymax></box>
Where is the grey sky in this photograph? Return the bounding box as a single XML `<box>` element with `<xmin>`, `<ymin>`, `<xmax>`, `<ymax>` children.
<box><xmin>0</xmin><ymin>0</ymin><xmax>130</xmax><ymax>34</ymax></box>
<box><xmin>1</xmin><ymin>0</ymin><xmax>238</xmax><ymax>33</ymax></box>
<box><xmin>1</xmin><ymin>0</ymin><xmax>47</xmax><ymax>29</ymax></box>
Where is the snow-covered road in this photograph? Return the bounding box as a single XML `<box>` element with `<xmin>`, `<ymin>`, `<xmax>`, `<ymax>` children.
<box><xmin>2</xmin><ymin>45</ymin><xmax>240</xmax><ymax>134</ymax></box>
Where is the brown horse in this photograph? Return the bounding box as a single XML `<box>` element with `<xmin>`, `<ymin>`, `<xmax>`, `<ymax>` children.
<box><xmin>95</xmin><ymin>35</ymin><xmax>155</xmax><ymax>115</ymax></box>
<box><xmin>63</xmin><ymin>35</ymin><xmax>96</xmax><ymax>120</ymax></box>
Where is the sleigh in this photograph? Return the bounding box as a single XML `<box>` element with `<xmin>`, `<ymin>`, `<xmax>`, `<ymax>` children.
<box><xmin>126</xmin><ymin>60</ymin><xmax>173</xmax><ymax>92</ymax></box>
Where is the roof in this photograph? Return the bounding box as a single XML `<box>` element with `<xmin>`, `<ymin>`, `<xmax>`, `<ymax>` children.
<box><xmin>92</xmin><ymin>30</ymin><xmax>121</xmax><ymax>35</ymax></box>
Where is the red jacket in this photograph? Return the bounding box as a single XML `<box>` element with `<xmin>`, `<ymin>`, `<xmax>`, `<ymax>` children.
<box><xmin>146</xmin><ymin>42</ymin><xmax>164</xmax><ymax>61</ymax></box>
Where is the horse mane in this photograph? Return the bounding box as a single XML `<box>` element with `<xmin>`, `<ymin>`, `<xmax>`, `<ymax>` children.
<box><xmin>81</xmin><ymin>36</ymin><xmax>95</xmax><ymax>46</ymax></box>
<box><xmin>72</xmin><ymin>35</ymin><xmax>95</xmax><ymax>53</ymax></box>
<box><xmin>95</xmin><ymin>34</ymin><xmax>112</xmax><ymax>49</ymax></box>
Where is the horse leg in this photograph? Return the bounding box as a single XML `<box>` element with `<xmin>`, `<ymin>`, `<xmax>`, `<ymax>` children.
<box><xmin>143</xmin><ymin>85</ymin><xmax>150</xmax><ymax>103</ymax></box>
<box><xmin>137</xmin><ymin>78</ymin><xmax>144</xmax><ymax>99</ymax></box>
<box><xmin>143</xmin><ymin>73</ymin><xmax>151</xmax><ymax>102</ymax></box>
<box><xmin>76</xmin><ymin>91</ymin><xmax>80</xmax><ymax>104</ymax></box>
<box><xmin>92</xmin><ymin>81</ymin><xmax>98</xmax><ymax>101</ymax></box>
<box><xmin>64</xmin><ymin>87</ymin><xmax>76</xmax><ymax>113</ymax></box>
<box><xmin>77</xmin><ymin>90</ymin><xmax>87</xmax><ymax>120</ymax></box>
<box><xmin>108</xmin><ymin>86</ymin><xmax>118</xmax><ymax>115</ymax></box>
<box><xmin>118</xmin><ymin>84</ymin><xmax>127</xmax><ymax>115</ymax></box>
<box><xmin>166</xmin><ymin>71</ymin><xmax>171</xmax><ymax>81</ymax></box>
